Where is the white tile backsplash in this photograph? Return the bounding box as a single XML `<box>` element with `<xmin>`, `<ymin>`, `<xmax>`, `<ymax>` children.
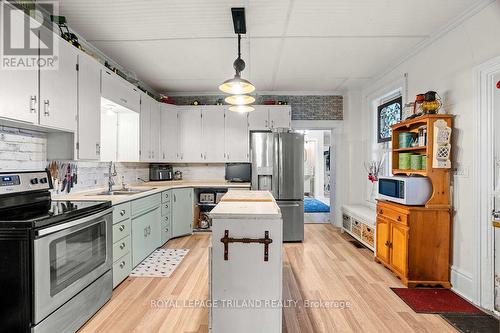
<box><xmin>0</xmin><ymin>127</ymin><xmax>47</xmax><ymax>171</ymax></box>
<box><xmin>172</xmin><ymin>164</ymin><xmax>225</xmax><ymax>180</ymax></box>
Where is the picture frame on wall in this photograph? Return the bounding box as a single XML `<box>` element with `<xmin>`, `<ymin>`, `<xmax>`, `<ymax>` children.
<box><xmin>377</xmin><ymin>96</ymin><xmax>402</xmax><ymax>143</ymax></box>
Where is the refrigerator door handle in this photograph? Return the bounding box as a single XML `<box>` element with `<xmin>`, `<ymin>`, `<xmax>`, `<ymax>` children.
<box><xmin>278</xmin><ymin>203</ymin><xmax>300</xmax><ymax>207</ymax></box>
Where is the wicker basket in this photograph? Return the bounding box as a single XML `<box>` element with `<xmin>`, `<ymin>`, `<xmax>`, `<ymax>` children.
<box><xmin>361</xmin><ymin>224</ymin><xmax>374</xmax><ymax>247</ymax></box>
<box><xmin>342</xmin><ymin>214</ymin><xmax>351</xmax><ymax>231</ymax></box>
<box><xmin>352</xmin><ymin>220</ymin><xmax>362</xmax><ymax>238</ymax></box>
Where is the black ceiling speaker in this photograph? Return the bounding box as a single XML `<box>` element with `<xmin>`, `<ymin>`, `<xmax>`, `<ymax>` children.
<box><xmin>231</xmin><ymin>8</ymin><xmax>246</xmax><ymax>34</ymax></box>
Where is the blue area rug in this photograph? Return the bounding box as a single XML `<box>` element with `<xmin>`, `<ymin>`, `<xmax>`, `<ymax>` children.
<box><xmin>304</xmin><ymin>198</ymin><xmax>330</xmax><ymax>213</ymax></box>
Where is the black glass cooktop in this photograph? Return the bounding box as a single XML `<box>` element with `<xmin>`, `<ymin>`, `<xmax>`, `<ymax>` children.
<box><xmin>0</xmin><ymin>200</ymin><xmax>111</xmax><ymax>228</ymax></box>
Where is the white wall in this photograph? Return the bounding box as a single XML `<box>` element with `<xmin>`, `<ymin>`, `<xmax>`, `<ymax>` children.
<box><xmin>348</xmin><ymin>0</ymin><xmax>500</xmax><ymax>305</ymax></box>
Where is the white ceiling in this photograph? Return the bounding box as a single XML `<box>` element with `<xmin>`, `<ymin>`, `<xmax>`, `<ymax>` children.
<box><xmin>59</xmin><ymin>0</ymin><xmax>486</xmax><ymax>94</ymax></box>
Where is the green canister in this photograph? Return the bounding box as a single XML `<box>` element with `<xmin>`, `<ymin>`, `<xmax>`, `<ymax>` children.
<box><xmin>421</xmin><ymin>156</ymin><xmax>427</xmax><ymax>170</ymax></box>
<box><xmin>399</xmin><ymin>153</ymin><xmax>412</xmax><ymax>170</ymax></box>
<box><xmin>410</xmin><ymin>154</ymin><xmax>422</xmax><ymax>170</ymax></box>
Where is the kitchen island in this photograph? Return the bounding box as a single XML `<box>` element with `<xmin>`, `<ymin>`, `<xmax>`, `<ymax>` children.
<box><xmin>209</xmin><ymin>191</ymin><xmax>283</xmax><ymax>333</ymax></box>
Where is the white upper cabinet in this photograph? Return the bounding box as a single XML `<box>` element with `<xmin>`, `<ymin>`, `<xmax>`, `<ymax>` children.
<box><xmin>140</xmin><ymin>94</ymin><xmax>152</xmax><ymax>162</ymax></box>
<box><xmin>225</xmin><ymin>109</ymin><xmax>249</xmax><ymax>162</ymax></box>
<box><xmin>160</xmin><ymin>104</ymin><xmax>179</xmax><ymax>162</ymax></box>
<box><xmin>178</xmin><ymin>107</ymin><xmax>202</xmax><ymax>162</ymax></box>
<box><xmin>248</xmin><ymin>105</ymin><xmax>269</xmax><ymax>131</ymax></box>
<box><xmin>0</xmin><ymin>8</ymin><xmax>38</xmax><ymax>124</ymax></box>
<box><xmin>269</xmin><ymin>105</ymin><xmax>291</xmax><ymax>129</ymax></box>
<box><xmin>101</xmin><ymin>69</ymin><xmax>140</xmax><ymax>113</ymax></box>
<box><xmin>201</xmin><ymin>106</ymin><xmax>225</xmax><ymax>162</ymax></box>
<box><xmin>39</xmin><ymin>28</ymin><xmax>78</xmax><ymax>132</ymax></box>
<box><xmin>77</xmin><ymin>53</ymin><xmax>101</xmax><ymax>160</ymax></box>
<box><xmin>248</xmin><ymin>105</ymin><xmax>291</xmax><ymax>131</ymax></box>
<box><xmin>150</xmin><ymin>100</ymin><xmax>161</xmax><ymax>161</ymax></box>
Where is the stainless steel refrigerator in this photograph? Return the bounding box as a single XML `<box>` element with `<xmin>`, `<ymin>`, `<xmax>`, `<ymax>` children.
<box><xmin>250</xmin><ymin>131</ymin><xmax>304</xmax><ymax>242</ymax></box>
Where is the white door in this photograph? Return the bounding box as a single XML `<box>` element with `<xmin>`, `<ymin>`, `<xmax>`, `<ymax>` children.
<box><xmin>269</xmin><ymin>106</ymin><xmax>291</xmax><ymax>129</ymax></box>
<box><xmin>178</xmin><ymin>107</ymin><xmax>202</xmax><ymax>162</ymax></box>
<box><xmin>140</xmin><ymin>94</ymin><xmax>151</xmax><ymax>161</ymax></box>
<box><xmin>0</xmin><ymin>8</ymin><xmax>38</xmax><ymax>124</ymax></box>
<box><xmin>150</xmin><ymin>100</ymin><xmax>161</xmax><ymax>162</ymax></box>
<box><xmin>202</xmin><ymin>106</ymin><xmax>225</xmax><ymax>162</ymax></box>
<box><xmin>160</xmin><ymin>104</ymin><xmax>179</xmax><ymax>162</ymax></box>
<box><xmin>77</xmin><ymin>53</ymin><xmax>101</xmax><ymax>160</ymax></box>
<box><xmin>39</xmin><ymin>29</ymin><xmax>78</xmax><ymax>131</ymax></box>
<box><xmin>248</xmin><ymin>106</ymin><xmax>269</xmax><ymax>131</ymax></box>
<box><xmin>225</xmin><ymin>109</ymin><xmax>249</xmax><ymax>162</ymax></box>
<box><xmin>494</xmin><ymin>72</ymin><xmax>500</xmax><ymax>312</ymax></box>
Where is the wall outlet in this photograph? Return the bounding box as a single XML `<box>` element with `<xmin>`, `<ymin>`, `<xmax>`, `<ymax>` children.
<box><xmin>453</xmin><ymin>166</ymin><xmax>469</xmax><ymax>178</ymax></box>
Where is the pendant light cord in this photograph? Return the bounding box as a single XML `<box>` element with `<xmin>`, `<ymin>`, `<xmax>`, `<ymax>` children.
<box><xmin>238</xmin><ymin>34</ymin><xmax>241</xmax><ymax>59</ymax></box>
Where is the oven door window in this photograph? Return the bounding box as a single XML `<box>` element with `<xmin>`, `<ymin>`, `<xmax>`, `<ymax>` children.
<box><xmin>49</xmin><ymin>221</ymin><xmax>106</xmax><ymax>296</ymax></box>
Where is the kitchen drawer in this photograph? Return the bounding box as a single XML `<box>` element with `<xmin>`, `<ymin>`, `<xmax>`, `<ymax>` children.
<box><xmin>352</xmin><ymin>219</ymin><xmax>362</xmax><ymax>238</ymax></box>
<box><xmin>131</xmin><ymin>194</ymin><xmax>161</xmax><ymax>216</ymax></box>
<box><xmin>361</xmin><ymin>224</ymin><xmax>374</xmax><ymax>247</ymax></box>
<box><xmin>377</xmin><ymin>206</ymin><xmax>408</xmax><ymax>225</ymax></box>
<box><xmin>113</xmin><ymin>252</ymin><xmax>132</xmax><ymax>288</ymax></box>
<box><xmin>113</xmin><ymin>235</ymin><xmax>131</xmax><ymax>263</ymax></box>
<box><xmin>161</xmin><ymin>201</ymin><xmax>171</xmax><ymax>216</ymax></box>
<box><xmin>162</xmin><ymin>190</ymin><xmax>171</xmax><ymax>203</ymax></box>
<box><xmin>342</xmin><ymin>214</ymin><xmax>351</xmax><ymax>231</ymax></box>
<box><xmin>113</xmin><ymin>218</ymin><xmax>131</xmax><ymax>243</ymax></box>
<box><xmin>113</xmin><ymin>202</ymin><xmax>131</xmax><ymax>223</ymax></box>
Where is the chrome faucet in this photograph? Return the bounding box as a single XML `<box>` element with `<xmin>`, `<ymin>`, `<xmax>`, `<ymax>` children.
<box><xmin>106</xmin><ymin>162</ymin><xmax>117</xmax><ymax>194</ymax></box>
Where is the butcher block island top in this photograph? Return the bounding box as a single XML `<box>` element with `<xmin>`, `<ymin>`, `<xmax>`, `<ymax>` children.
<box><xmin>209</xmin><ymin>191</ymin><xmax>283</xmax><ymax>333</ymax></box>
<box><xmin>220</xmin><ymin>190</ymin><xmax>275</xmax><ymax>202</ymax></box>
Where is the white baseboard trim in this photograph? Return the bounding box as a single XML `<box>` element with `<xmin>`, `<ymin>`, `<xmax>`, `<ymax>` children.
<box><xmin>450</xmin><ymin>265</ymin><xmax>476</xmax><ymax>304</ymax></box>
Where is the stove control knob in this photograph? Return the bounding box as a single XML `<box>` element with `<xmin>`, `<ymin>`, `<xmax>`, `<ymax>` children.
<box><xmin>39</xmin><ymin>178</ymin><xmax>48</xmax><ymax>184</ymax></box>
<box><xmin>30</xmin><ymin>178</ymin><xmax>39</xmax><ymax>185</ymax></box>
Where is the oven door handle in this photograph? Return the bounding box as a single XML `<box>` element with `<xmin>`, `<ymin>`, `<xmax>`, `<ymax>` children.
<box><xmin>36</xmin><ymin>207</ymin><xmax>113</xmax><ymax>237</ymax></box>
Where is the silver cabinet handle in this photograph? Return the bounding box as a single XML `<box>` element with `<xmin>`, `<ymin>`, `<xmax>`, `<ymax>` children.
<box><xmin>43</xmin><ymin>100</ymin><xmax>50</xmax><ymax>116</ymax></box>
<box><xmin>165</xmin><ymin>204</ymin><xmax>169</xmax><ymax>209</ymax></box>
<box><xmin>144</xmin><ymin>227</ymin><xmax>148</xmax><ymax>237</ymax></box>
<box><xmin>163</xmin><ymin>153</ymin><xmax>165</xmax><ymax>159</ymax></box>
<box><xmin>120</xmin><ymin>242</ymin><xmax>125</xmax><ymax>250</ymax></box>
<box><xmin>30</xmin><ymin>95</ymin><xmax>37</xmax><ymax>113</ymax></box>
<box><xmin>201</xmin><ymin>153</ymin><xmax>203</xmax><ymax>159</ymax></box>
<box><xmin>265</xmin><ymin>120</ymin><xmax>268</xmax><ymax>128</ymax></box>
<box><xmin>166</xmin><ymin>227</ymin><xmax>169</xmax><ymax>232</ymax></box>
<box><xmin>271</xmin><ymin>120</ymin><xmax>274</xmax><ymax>128</ymax></box>
<box><xmin>119</xmin><ymin>224</ymin><xmax>125</xmax><ymax>231</ymax></box>
<box><xmin>120</xmin><ymin>209</ymin><xmax>126</xmax><ymax>216</ymax></box>
<box><xmin>147</xmin><ymin>226</ymin><xmax>151</xmax><ymax>235</ymax></box>
<box><xmin>96</xmin><ymin>143</ymin><xmax>100</xmax><ymax>155</ymax></box>
<box><xmin>119</xmin><ymin>261</ymin><xmax>126</xmax><ymax>268</ymax></box>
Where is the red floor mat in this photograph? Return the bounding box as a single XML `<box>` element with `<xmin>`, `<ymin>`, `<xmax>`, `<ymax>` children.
<box><xmin>391</xmin><ymin>288</ymin><xmax>483</xmax><ymax>314</ymax></box>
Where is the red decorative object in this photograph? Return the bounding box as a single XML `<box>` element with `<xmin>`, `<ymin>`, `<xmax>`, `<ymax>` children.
<box><xmin>496</xmin><ymin>81</ymin><xmax>500</xmax><ymax>89</ymax></box>
<box><xmin>391</xmin><ymin>288</ymin><xmax>483</xmax><ymax>314</ymax></box>
<box><xmin>263</xmin><ymin>99</ymin><xmax>276</xmax><ymax>105</ymax></box>
<box><xmin>159</xmin><ymin>95</ymin><xmax>176</xmax><ymax>104</ymax></box>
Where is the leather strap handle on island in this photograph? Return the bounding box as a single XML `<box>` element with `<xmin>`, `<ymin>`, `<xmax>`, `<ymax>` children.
<box><xmin>220</xmin><ymin>230</ymin><xmax>273</xmax><ymax>261</ymax></box>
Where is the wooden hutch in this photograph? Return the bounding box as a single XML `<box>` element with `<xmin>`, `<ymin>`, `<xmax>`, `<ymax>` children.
<box><xmin>375</xmin><ymin>114</ymin><xmax>453</xmax><ymax>288</ymax></box>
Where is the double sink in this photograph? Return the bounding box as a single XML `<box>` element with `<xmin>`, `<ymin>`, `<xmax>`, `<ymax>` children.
<box><xmin>89</xmin><ymin>187</ymin><xmax>157</xmax><ymax>196</ymax></box>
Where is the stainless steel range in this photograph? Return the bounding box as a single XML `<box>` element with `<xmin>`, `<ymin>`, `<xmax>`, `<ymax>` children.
<box><xmin>0</xmin><ymin>170</ymin><xmax>113</xmax><ymax>333</ymax></box>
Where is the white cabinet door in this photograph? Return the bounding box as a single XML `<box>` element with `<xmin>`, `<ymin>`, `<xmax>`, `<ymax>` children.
<box><xmin>39</xmin><ymin>30</ymin><xmax>78</xmax><ymax>131</ymax></box>
<box><xmin>150</xmin><ymin>100</ymin><xmax>161</xmax><ymax>162</ymax></box>
<box><xmin>248</xmin><ymin>106</ymin><xmax>269</xmax><ymax>131</ymax></box>
<box><xmin>202</xmin><ymin>106</ymin><xmax>225</xmax><ymax>162</ymax></box>
<box><xmin>269</xmin><ymin>106</ymin><xmax>291</xmax><ymax>129</ymax></box>
<box><xmin>0</xmin><ymin>8</ymin><xmax>38</xmax><ymax>124</ymax></box>
<box><xmin>77</xmin><ymin>53</ymin><xmax>101</xmax><ymax>160</ymax></box>
<box><xmin>160</xmin><ymin>104</ymin><xmax>179</xmax><ymax>162</ymax></box>
<box><xmin>140</xmin><ymin>94</ymin><xmax>151</xmax><ymax>162</ymax></box>
<box><xmin>225</xmin><ymin>110</ymin><xmax>249</xmax><ymax>162</ymax></box>
<box><xmin>178</xmin><ymin>107</ymin><xmax>202</xmax><ymax>162</ymax></box>
<box><xmin>101</xmin><ymin>69</ymin><xmax>140</xmax><ymax>113</ymax></box>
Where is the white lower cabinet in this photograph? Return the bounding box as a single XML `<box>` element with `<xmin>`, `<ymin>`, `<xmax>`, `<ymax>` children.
<box><xmin>172</xmin><ymin>188</ymin><xmax>194</xmax><ymax>238</ymax></box>
<box><xmin>225</xmin><ymin>110</ymin><xmax>249</xmax><ymax>162</ymax></box>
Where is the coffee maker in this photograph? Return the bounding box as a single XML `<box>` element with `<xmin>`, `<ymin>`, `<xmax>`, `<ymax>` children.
<box><xmin>149</xmin><ymin>164</ymin><xmax>173</xmax><ymax>181</ymax></box>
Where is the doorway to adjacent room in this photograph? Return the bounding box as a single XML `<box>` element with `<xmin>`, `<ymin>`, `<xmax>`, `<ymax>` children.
<box><xmin>301</xmin><ymin>130</ymin><xmax>331</xmax><ymax>223</ymax></box>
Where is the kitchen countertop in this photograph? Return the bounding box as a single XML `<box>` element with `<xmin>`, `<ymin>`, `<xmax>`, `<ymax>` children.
<box><xmin>220</xmin><ymin>190</ymin><xmax>275</xmax><ymax>202</ymax></box>
<box><xmin>210</xmin><ymin>191</ymin><xmax>281</xmax><ymax>220</ymax></box>
<box><xmin>52</xmin><ymin>180</ymin><xmax>250</xmax><ymax>205</ymax></box>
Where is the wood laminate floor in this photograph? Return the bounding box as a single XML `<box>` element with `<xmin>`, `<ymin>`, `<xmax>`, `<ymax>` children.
<box><xmin>79</xmin><ymin>224</ymin><xmax>457</xmax><ymax>333</ymax></box>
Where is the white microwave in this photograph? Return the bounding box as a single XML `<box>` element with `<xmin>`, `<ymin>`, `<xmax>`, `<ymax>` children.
<box><xmin>378</xmin><ymin>176</ymin><xmax>432</xmax><ymax>205</ymax></box>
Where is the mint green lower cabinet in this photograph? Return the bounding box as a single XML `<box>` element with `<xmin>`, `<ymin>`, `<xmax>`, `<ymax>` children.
<box><xmin>113</xmin><ymin>253</ymin><xmax>132</xmax><ymax>288</ymax></box>
<box><xmin>131</xmin><ymin>206</ymin><xmax>161</xmax><ymax>267</ymax></box>
<box><xmin>172</xmin><ymin>188</ymin><xmax>194</xmax><ymax>238</ymax></box>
